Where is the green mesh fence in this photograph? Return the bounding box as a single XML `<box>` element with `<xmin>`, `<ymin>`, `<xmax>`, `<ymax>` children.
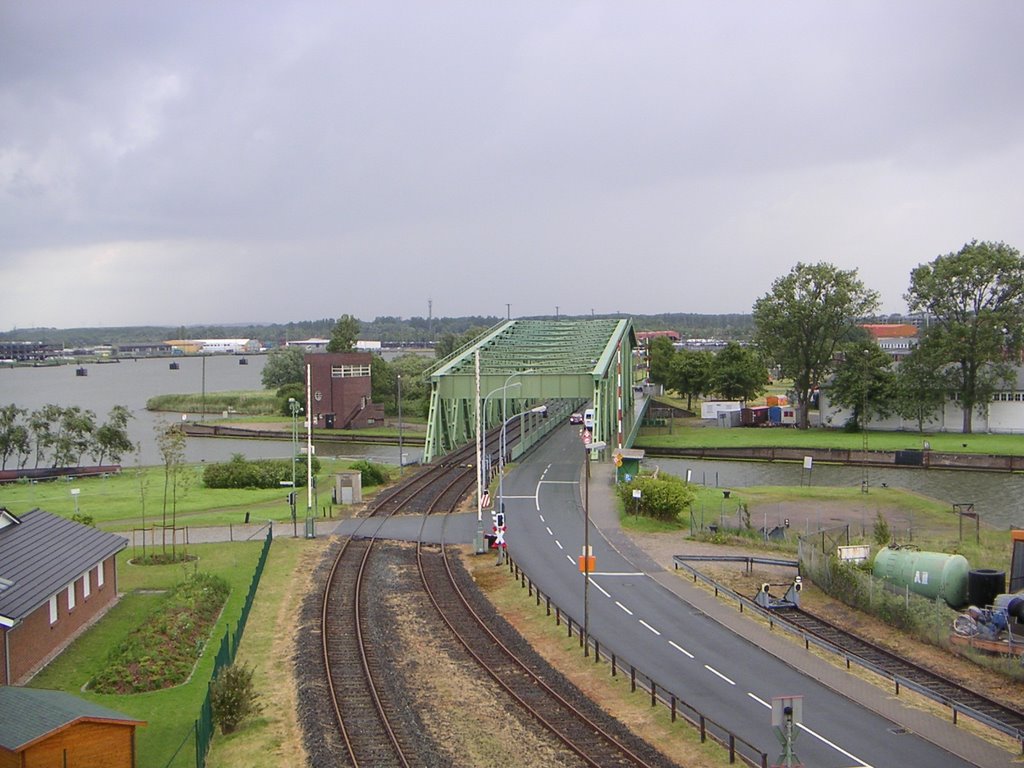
<box><xmin>174</xmin><ymin>526</ymin><xmax>273</xmax><ymax>768</ymax></box>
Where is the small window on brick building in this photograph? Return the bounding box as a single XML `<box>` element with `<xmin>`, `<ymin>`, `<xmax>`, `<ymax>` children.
<box><xmin>96</xmin><ymin>562</ymin><xmax>104</xmax><ymax>588</ymax></box>
<box><xmin>82</xmin><ymin>570</ymin><xmax>91</xmax><ymax>598</ymax></box>
<box><xmin>49</xmin><ymin>595</ymin><xmax>58</xmax><ymax>624</ymax></box>
<box><xmin>67</xmin><ymin>582</ymin><xmax>75</xmax><ymax>611</ymax></box>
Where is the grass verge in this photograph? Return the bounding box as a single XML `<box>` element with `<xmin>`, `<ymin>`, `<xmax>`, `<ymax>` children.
<box><xmin>29</xmin><ymin>541</ymin><xmax>267</xmax><ymax>768</ymax></box>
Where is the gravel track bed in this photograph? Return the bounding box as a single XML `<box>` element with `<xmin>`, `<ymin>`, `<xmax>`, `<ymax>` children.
<box><xmin>295</xmin><ymin>537</ymin><xmax>682</xmax><ymax>767</ymax></box>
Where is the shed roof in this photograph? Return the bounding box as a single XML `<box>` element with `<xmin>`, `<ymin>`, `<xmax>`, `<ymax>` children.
<box><xmin>0</xmin><ymin>686</ymin><xmax>144</xmax><ymax>752</ymax></box>
<box><xmin>0</xmin><ymin>508</ymin><xmax>126</xmax><ymax>626</ymax></box>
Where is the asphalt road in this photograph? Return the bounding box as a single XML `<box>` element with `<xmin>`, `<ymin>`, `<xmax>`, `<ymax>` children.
<box><xmin>501</xmin><ymin>423</ymin><xmax>1013</xmax><ymax>768</ymax></box>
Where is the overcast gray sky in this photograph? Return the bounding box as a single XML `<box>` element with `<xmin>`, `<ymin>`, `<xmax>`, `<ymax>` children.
<box><xmin>3</xmin><ymin>2</ymin><xmax>1023</xmax><ymax>329</ymax></box>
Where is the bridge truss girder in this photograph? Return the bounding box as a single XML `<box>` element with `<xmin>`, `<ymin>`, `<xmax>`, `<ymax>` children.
<box><xmin>423</xmin><ymin>318</ymin><xmax>637</xmax><ymax>463</ymax></box>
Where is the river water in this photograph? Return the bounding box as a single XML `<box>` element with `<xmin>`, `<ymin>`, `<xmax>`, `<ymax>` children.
<box><xmin>2</xmin><ymin>358</ymin><xmax>1021</xmax><ymax>527</ymax></box>
<box><xmin>0</xmin><ymin>355</ymin><xmax>417</xmax><ymax>468</ymax></box>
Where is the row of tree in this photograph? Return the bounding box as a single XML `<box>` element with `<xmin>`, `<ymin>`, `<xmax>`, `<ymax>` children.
<box><xmin>0</xmin><ymin>404</ymin><xmax>134</xmax><ymax>470</ymax></box>
<box><xmin>650</xmin><ymin>240</ymin><xmax>1024</xmax><ymax>434</ymax></box>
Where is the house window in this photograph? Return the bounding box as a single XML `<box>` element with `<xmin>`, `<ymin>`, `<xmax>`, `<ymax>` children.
<box><xmin>82</xmin><ymin>570</ymin><xmax>91</xmax><ymax>599</ymax></box>
<box><xmin>96</xmin><ymin>562</ymin><xmax>104</xmax><ymax>588</ymax></box>
<box><xmin>331</xmin><ymin>364</ymin><xmax>371</xmax><ymax>378</ymax></box>
<box><xmin>49</xmin><ymin>595</ymin><xmax>57</xmax><ymax>624</ymax></box>
<box><xmin>67</xmin><ymin>582</ymin><xmax>75</xmax><ymax>611</ymax></box>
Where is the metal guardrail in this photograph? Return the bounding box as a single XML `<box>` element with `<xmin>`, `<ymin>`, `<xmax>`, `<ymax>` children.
<box><xmin>506</xmin><ymin>556</ymin><xmax>770</xmax><ymax>767</ymax></box>
<box><xmin>670</xmin><ymin>556</ymin><xmax>1024</xmax><ymax>747</ymax></box>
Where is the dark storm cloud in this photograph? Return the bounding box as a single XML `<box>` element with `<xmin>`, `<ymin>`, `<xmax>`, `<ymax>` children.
<box><xmin>2</xmin><ymin>2</ymin><xmax>1023</xmax><ymax>327</ymax></box>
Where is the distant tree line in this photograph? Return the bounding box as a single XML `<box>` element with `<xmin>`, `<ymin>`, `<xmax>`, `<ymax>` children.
<box><xmin>0</xmin><ymin>404</ymin><xmax>133</xmax><ymax>470</ymax></box>
<box><xmin>647</xmin><ymin>239</ymin><xmax>1024</xmax><ymax>435</ymax></box>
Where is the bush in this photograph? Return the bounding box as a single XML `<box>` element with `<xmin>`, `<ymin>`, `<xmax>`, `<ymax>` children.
<box><xmin>210</xmin><ymin>662</ymin><xmax>264</xmax><ymax>734</ymax></box>
<box><xmin>203</xmin><ymin>453</ymin><xmax>321</xmax><ymax>489</ymax></box>
<box><xmin>616</xmin><ymin>472</ymin><xmax>696</xmax><ymax>521</ymax></box>
<box><xmin>349</xmin><ymin>459</ymin><xmax>391</xmax><ymax>487</ymax></box>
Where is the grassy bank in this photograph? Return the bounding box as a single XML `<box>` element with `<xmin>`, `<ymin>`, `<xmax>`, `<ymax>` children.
<box><xmin>636</xmin><ymin>419</ymin><xmax>1024</xmax><ymax>455</ymax></box>
<box><xmin>147</xmin><ymin>391</ymin><xmax>279</xmax><ymax>415</ymax></box>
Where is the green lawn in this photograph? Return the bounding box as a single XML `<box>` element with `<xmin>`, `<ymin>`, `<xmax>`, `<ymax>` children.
<box><xmin>0</xmin><ymin>457</ymin><xmax>382</xmax><ymax>529</ymax></box>
<box><xmin>635</xmin><ymin>420</ymin><xmax>1024</xmax><ymax>455</ymax></box>
<box><xmin>30</xmin><ymin>541</ymin><xmax>268</xmax><ymax>768</ymax></box>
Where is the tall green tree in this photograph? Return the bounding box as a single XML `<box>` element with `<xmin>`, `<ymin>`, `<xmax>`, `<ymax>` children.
<box><xmin>668</xmin><ymin>349</ymin><xmax>713</xmax><ymax>411</ymax></box>
<box><xmin>646</xmin><ymin>336</ymin><xmax>677</xmax><ymax>388</ymax></box>
<box><xmin>93</xmin><ymin>405</ymin><xmax>134</xmax><ymax>465</ymax></box>
<box><xmin>261</xmin><ymin>346</ymin><xmax>306</xmax><ymax>389</ymax></box>
<box><xmin>825</xmin><ymin>337</ymin><xmax>896</xmax><ymax>430</ymax></box>
<box><xmin>753</xmin><ymin>262</ymin><xmax>880</xmax><ymax>429</ymax></box>
<box><xmin>0</xmin><ymin>405</ymin><xmax>29</xmax><ymax>471</ymax></box>
<box><xmin>707</xmin><ymin>343</ymin><xmax>769</xmax><ymax>404</ymax></box>
<box><xmin>905</xmin><ymin>240</ymin><xmax>1024</xmax><ymax>433</ymax></box>
<box><xmin>893</xmin><ymin>342</ymin><xmax>948</xmax><ymax>432</ymax></box>
<box><xmin>326</xmin><ymin>314</ymin><xmax>360</xmax><ymax>352</ymax></box>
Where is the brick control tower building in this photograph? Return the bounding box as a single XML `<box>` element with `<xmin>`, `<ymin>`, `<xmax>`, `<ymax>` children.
<box><xmin>305</xmin><ymin>352</ymin><xmax>385</xmax><ymax>429</ymax></box>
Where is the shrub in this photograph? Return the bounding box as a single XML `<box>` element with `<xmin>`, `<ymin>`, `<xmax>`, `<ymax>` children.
<box><xmin>349</xmin><ymin>459</ymin><xmax>390</xmax><ymax>487</ymax></box>
<box><xmin>210</xmin><ymin>662</ymin><xmax>264</xmax><ymax>734</ymax></box>
<box><xmin>203</xmin><ymin>453</ymin><xmax>321</xmax><ymax>489</ymax></box>
<box><xmin>616</xmin><ymin>472</ymin><xmax>696</xmax><ymax>522</ymax></box>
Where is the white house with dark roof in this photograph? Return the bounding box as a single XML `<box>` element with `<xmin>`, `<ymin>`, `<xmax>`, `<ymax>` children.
<box><xmin>0</xmin><ymin>508</ymin><xmax>126</xmax><ymax>685</ymax></box>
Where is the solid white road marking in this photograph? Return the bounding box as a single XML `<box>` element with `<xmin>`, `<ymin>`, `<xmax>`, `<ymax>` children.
<box><xmin>669</xmin><ymin>641</ymin><xmax>694</xmax><ymax>658</ymax></box>
<box><xmin>704</xmin><ymin>665</ymin><xmax>735</xmax><ymax>685</ymax></box>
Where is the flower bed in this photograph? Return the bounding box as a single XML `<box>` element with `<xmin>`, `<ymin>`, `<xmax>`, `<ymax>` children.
<box><xmin>91</xmin><ymin>572</ymin><xmax>230</xmax><ymax>694</ymax></box>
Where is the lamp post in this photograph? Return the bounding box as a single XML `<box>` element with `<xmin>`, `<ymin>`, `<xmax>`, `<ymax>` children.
<box><xmin>496</xmin><ymin>402</ymin><xmax>547</xmax><ymax>563</ymax></box>
<box><xmin>397</xmin><ymin>374</ymin><xmax>403</xmax><ymax>473</ymax></box>
<box><xmin>288</xmin><ymin>397</ymin><xmax>301</xmax><ymax>537</ymax></box>
<box><xmin>582</xmin><ymin>440</ymin><xmax>606</xmax><ymax>657</ymax></box>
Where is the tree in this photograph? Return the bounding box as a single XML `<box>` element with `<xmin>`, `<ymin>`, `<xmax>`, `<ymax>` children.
<box><xmin>667</xmin><ymin>350</ymin><xmax>713</xmax><ymax>411</ymax></box>
<box><xmin>893</xmin><ymin>342</ymin><xmax>948</xmax><ymax>432</ymax></box>
<box><xmin>434</xmin><ymin>326</ymin><xmax>489</xmax><ymax>359</ymax></box>
<box><xmin>326</xmin><ymin>314</ymin><xmax>360</xmax><ymax>352</ymax></box>
<box><xmin>905</xmin><ymin>240</ymin><xmax>1024</xmax><ymax>433</ymax></box>
<box><xmin>825</xmin><ymin>337</ymin><xmax>896</xmax><ymax>430</ymax></box>
<box><xmin>261</xmin><ymin>346</ymin><xmax>306</xmax><ymax>389</ymax></box>
<box><xmin>646</xmin><ymin>336</ymin><xmax>676</xmax><ymax>387</ymax></box>
<box><xmin>707</xmin><ymin>343</ymin><xmax>769</xmax><ymax>404</ymax></box>
<box><xmin>0</xmin><ymin>404</ymin><xmax>29</xmax><ymax>471</ymax></box>
<box><xmin>28</xmin><ymin>404</ymin><xmax>62</xmax><ymax>468</ymax></box>
<box><xmin>93</xmin><ymin>405</ymin><xmax>134</xmax><ymax>465</ymax></box>
<box><xmin>154</xmin><ymin>421</ymin><xmax>188</xmax><ymax>555</ymax></box>
<box><xmin>753</xmin><ymin>262</ymin><xmax>880</xmax><ymax>429</ymax></box>
<box><xmin>210</xmin><ymin>662</ymin><xmax>264</xmax><ymax>734</ymax></box>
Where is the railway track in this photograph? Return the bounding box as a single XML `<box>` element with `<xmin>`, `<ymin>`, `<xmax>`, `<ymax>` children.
<box><xmin>775</xmin><ymin>605</ymin><xmax>1024</xmax><ymax>741</ymax></box>
<box><xmin>416</xmin><ymin>517</ymin><xmax>674</xmax><ymax>768</ymax></box>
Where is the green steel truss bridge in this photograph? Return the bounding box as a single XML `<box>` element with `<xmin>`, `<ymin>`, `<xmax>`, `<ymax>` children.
<box><xmin>423</xmin><ymin>318</ymin><xmax>640</xmax><ymax>463</ymax></box>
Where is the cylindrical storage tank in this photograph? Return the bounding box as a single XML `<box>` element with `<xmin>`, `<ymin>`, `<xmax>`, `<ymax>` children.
<box><xmin>968</xmin><ymin>569</ymin><xmax>1006</xmax><ymax>608</ymax></box>
<box><xmin>872</xmin><ymin>547</ymin><xmax>970</xmax><ymax>608</ymax></box>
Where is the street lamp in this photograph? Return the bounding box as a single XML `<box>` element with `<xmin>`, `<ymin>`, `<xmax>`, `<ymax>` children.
<box><xmin>477</xmin><ymin>370</ymin><xmax>533</xmax><ymax>551</ymax></box>
<box><xmin>582</xmin><ymin>440</ymin><xmax>606</xmax><ymax>657</ymax></box>
<box><xmin>397</xmin><ymin>374</ymin><xmax>403</xmax><ymax>474</ymax></box>
<box><xmin>496</xmin><ymin>402</ymin><xmax>547</xmax><ymax>562</ymax></box>
<box><xmin>288</xmin><ymin>397</ymin><xmax>301</xmax><ymax>537</ymax></box>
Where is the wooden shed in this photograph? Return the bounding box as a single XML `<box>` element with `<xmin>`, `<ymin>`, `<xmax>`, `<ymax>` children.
<box><xmin>0</xmin><ymin>686</ymin><xmax>145</xmax><ymax>768</ymax></box>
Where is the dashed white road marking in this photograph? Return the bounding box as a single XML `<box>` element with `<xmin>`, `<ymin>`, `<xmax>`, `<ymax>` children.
<box><xmin>639</xmin><ymin>619</ymin><xmax>661</xmax><ymax>635</ymax></box>
<box><xmin>704</xmin><ymin>665</ymin><xmax>735</xmax><ymax>685</ymax></box>
<box><xmin>615</xmin><ymin>601</ymin><xmax>633</xmax><ymax>615</ymax></box>
<box><xmin>669</xmin><ymin>641</ymin><xmax>694</xmax><ymax>658</ymax></box>
<box><xmin>588</xmin><ymin>579</ymin><xmax>611</xmax><ymax>598</ymax></box>
<box><xmin>555</xmin><ymin>540</ymin><xmax>564</xmax><ymax>550</ymax></box>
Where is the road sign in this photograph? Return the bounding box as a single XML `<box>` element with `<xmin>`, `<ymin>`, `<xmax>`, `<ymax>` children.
<box><xmin>583</xmin><ymin>430</ymin><xmax>591</xmax><ymax>445</ymax></box>
<box><xmin>481</xmin><ymin>490</ymin><xmax>490</xmax><ymax>508</ymax></box>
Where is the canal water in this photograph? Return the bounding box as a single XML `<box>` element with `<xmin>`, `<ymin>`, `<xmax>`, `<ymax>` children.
<box><xmin>656</xmin><ymin>456</ymin><xmax>1024</xmax><ymax>531</ymax></box>
<box><xmin>0</xmin><ymin>355</ymin><xmax>418</xmax><ymax>468</ymax></box>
